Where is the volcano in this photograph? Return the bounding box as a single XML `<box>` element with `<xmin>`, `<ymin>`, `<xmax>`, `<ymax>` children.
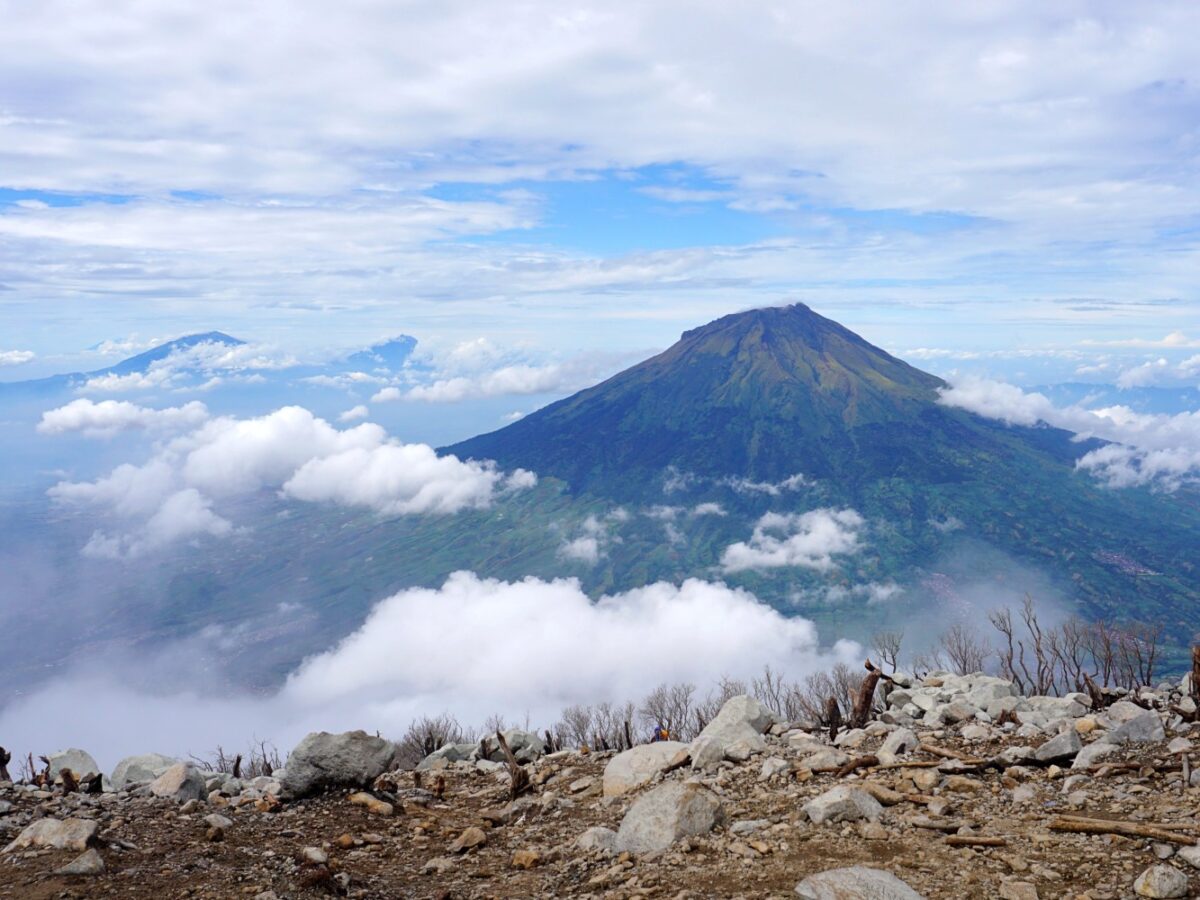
<box><xmin>450</xmin><ymin>303</ymin><xmax>1084</xmax><ymax>492</ymax></box>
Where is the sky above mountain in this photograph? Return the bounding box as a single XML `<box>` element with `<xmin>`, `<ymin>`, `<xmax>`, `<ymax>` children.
<box><xmin>2</xmin><ymin>1</ymin><xmax>1200</xmax><ymax>388</ymax></box>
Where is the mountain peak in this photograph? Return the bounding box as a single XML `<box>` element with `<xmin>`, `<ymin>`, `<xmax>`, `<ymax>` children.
<box><xmin>446</xmin><ymin>304</ymin><xmax>960</xmax><ymax>493</ymax></box>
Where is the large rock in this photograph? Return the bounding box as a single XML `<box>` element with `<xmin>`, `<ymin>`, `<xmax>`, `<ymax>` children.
<box><xmin>1073</xmin><ymin>740</ymin><xmax>1121</xmax><ymax>769</ymax></box>
<box><xmin>602</xmin><ymin>742</ymin><xmax>688</xmax><ymax>797</ymax></box>
<box><xmin>47</xmin><ymin>749</ymin><xmax>101</xmax><ymax>780</ymax></box>
<box><xmin>150</xmin><ymin>763</ymin><xmax>207</xmax><ymax>802</ymax></box>
<box><xmin>803</xmin><ymin>786</ymin><xmax>883</xmax><ymax>825</ymax></box>
<box><xmin>1033</xmin><ymin>729</ymin><xmax>1082</xmax><ymax>763</ymax></box>
<box><xmin>1108</xmin><ymin>710</ymin><xmax>1166</xmax><ymax>745</ymax></box>
<box><xmin>3</xmin><ymin>818</ymin><xmax>98</xmax><ymax>853</ymax></box>
<box><xmin>689</xmin><ymin>694</ymin><xmax>774</xmax><ymax>771</ymax></box>
<box><xmin>876</xmin><ymin>727</ymin><xmax>918</xmax><ymax>764</ymax></box>
<box><xmin>280</xmin><ymin>730</ymin><xmax>397</xmax><ymax>799</ymax></box>
<box><xmin>416</xmin><ymin>742</ymin><xmax>477</xmax><ymax>771</ymax></box>
<box><xmin>1133</xmin><ymin>864</ymin><xmax>1188</xmax><ymax>898</ymax></box>
<box><xmin>796</xmin><ymin>866</ymin><xmax>926</xmax><ymax>899</ymax></box>
<box><xmin>480</xmin><ymin>730</ymin><xmax>546</xmax><ymax>764</ymax></box>
<box><xmin>576</xmin><ymin>826</ymin><xmax>619</xmax><ymax>856</ymax></box>
<box><xmin>112</xmin><ymin>753</ymin><xmax>179</xmax><ymax>790</ymax></box>
<box><xmin>615</xmin><ymin>781</ymin><xmax>725</xmax><ymax>854</ymax></box>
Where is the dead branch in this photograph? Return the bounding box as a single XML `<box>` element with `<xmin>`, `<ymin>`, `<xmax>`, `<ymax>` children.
<box><xmin>0</xmin><ymin>746</ymin><xmax>10</xmax><ymax>782</ymax></box>
<box><xmin>81</xmin><ymin>772</ymin><xmax>104</xmax><ymax>794</ymax></box>
<box><xmin>1049</xmin><ymin>815</ymin><xmax>1197</xmax><ymax>845</ymax></box>
<box><xmin>824</xmin><ymin>696</ymin><xmax>842</xmax><ymax>742</ymax></box>
<box><xmin>1192</xmin><ymin>644</ymin><xmax>1200</xmax><ymax>706</ymax></box>
<box><xmin>834</xmin><ymin>755</ymin><xmax>879</xmax><ymax>778</ymax></box>
<box><xmin>232</xmin><ymin>754</ymin><xmax>242</xmax><ymax>779</ymax></box>
<box><xmin>944</xmin><ymin>835</ymin><xmax>1007</xmax><ymax>847</ymax></box>
<box><xmin>495</xmin><ymin>730</ymin><xmax>531</xmax><ymax>801</ymax></box>
<box><xmin>849</xmin><ymin>661</ymin><xmax>884</xmax><ymax>729</ymax></box>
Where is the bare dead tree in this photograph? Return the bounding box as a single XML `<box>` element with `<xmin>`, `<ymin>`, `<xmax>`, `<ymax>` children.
<box><xmin>870</xmin><ymin>631</ymin><xmax>904</xmax><ymax>673</ymax></box>
<box><xmin>232</xmin><ymin>754</ymin><xmax>243</xmax><ymax>779</ymax></box>
<box><xmin>637</xmin><ymin>682</ymin><xmax>695</xmax><ymax>741</ymax></box>
<box><xmin>939</xmin><ymin>622</ymin><xmax>990</xmax><ymax>676</ymax></box>
<box><xmin>395</xmin><ymin>714</ymin><xmax>465</xmax><ymax>769</ymax></box>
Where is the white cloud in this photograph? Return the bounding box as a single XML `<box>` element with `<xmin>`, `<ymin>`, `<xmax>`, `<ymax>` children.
<box><xmin>557</xmin><ymin>513</ymin><xmax>620</xmax><ymax>564</ymax></box>
<box><xmin>38</xmin><ymin>399</ymin><xmax>208</xmax><ymax>438</ymax></box>
<box><xmin>1083</xmin><ymin>332</ymin><xmax>1200</xmax><ymax>348</ymax></box>
<box><xmin>284</xmin><ymin>444</ymin><xmax>534</xmax><ymax>516</ymax></box>
<box><xmin>0</xmin><ymin>572</ymin><xmax>862</xmax><ymax>768</ymax></box>
<box><xmin>82</xmin><ymin>489</ymin><xmax>233</xmax><ymax>559</ymax></box>
<box><xmin>48</xmin><ymin>406</ymin><xmax>535</xmax><ymax>557</ymax></box>
<box><xmin>284</xmin><ymin>572</ymin><xmax>861</xmax><ymax>716</ymax></box>
<box><xmin>0</xmin><ymin>349</ymin><xmax>35</xmax><ymax>366</ymax></box>
<box><xmin>338</xmin><ymin>405</ymin><xmax>369</xmax><ymax>422</ymax></box>
<box><xmin>721</xmin><ymin>508</ymin><xmax>865</xmax><ymax>573</ymax></box>
<box><xmin>691</xmin><ymin>502</ymin><xmax>726</xmax><ymax>516</ymax></box>
<box><xmin>370</xmin><ymin>387</ymin><xmax>403</xmax><ymax>403</ymax></box>
<box><xmin>939</xmin><ymin>375</ymin><xmax>1200</xmax><ymax>490</ymax></box>
<box><xmin>559</xmin><ymin>536</ymin><xmax>602</xmax><ymax>564</ymax></box>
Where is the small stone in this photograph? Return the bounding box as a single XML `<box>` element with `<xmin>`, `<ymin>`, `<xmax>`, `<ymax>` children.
<box><xmin>55</xmin><ymin>848</ymin><xmax>105</xmax><ymax>876</ymax></box>
<box><xmin>944</xmin><ymin>775</ymin><xmax>983</xmax><ymax>793</ymax></box>
<box><xmin>511</xmin><ymin>848</ymin><xmax>540</xmax><ymax>869</ymax></box>
<box><xmin>348</xmin><ymin>791</ymin><xmax>394</xmax><ymax>816</ymax></box>
<box><xmin>204</xmin><ymin>813</ymin><xmax>233</xmax><ymax>830</ymax></box>
<box><xmin>1133</xmin><ymin>864</ymin><xmax>1188</xmax><ymax>898</ymax></box>
<box><xmin>760</xmin><ymin>757</ymin><xmax>791</xmax><ymax>781</ymax></box>
<box><xmin>803</xmin><ymin>786</ymin><xmax>883</xmax><ymax>825</ymax></box>
<box><xmin>1177</xmin><ymin>845</ymin><xmax>1200</xmax><ymax>870</ymax></box>
<box><xmin>449</xmin><ymin>826</ymin><xmax>487</xmax><ymax>853</ymax></box>
<box><xmin>335</xmin><ymin>833</ymin><xmax>356</xmax><ymax>849</ymax></box>
<box><xmin>576</xmin><ymin>826</ymin><xmax>618</xmax><ymax>856</ymax></box>
<box><xmin>301</xmin><ymin>846</ymin><xmax>328</xmax><ymax>865</ymax></box>
<box><xmin>998</xmin><ymin>882</ymin><xmax>1038</xmax><ymax>900</ymax></box>
<box><xmin>796</xmin><ymin>865</ymin><xmax>926</xmax><ymax>899</ymax></box>
<box><xmin>859</xmin><ymin>821</ymin><xmax>889</xmax><ymax>841</ymax></box>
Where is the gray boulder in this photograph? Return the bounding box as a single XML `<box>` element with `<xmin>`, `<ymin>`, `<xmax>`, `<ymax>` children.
<box><xmin>1072</xmin><ymin>740</ymin><xmax>1120</xmax><ymax>770</ymax></box>
<box><xmin>602</xmin><ymin>742</ymin><xmax>688</xmax><ymax>797</ymax></box>
<box><xmin>3</xmin><ymin>818</ymin><xmax>98</xmax><ymax>853</ymax></box>
<box><xmin>56</xmin><ymin>848</ymin><xmax>106</xmax><ymax>876</ymax></box>
<box><xmin>479</xmin><ymin>730</ymin><xmax>546</xmax><ymax>764</ymax></box>
<box><xmin>876</xmin><ymin>727</ymin><xmax>919</xmax><ymax>764</ymax></box>
<box><xmin>112</xmin><ymin>753</ymin><xmax>178</xmax><ymax>790</ymax></box>
<box><xmin>796</xmin><ymin>866</ymin><xmax>926</xmax><ymax>899</ymax></box>
<box><xmin>1108</xmin><ymin>710</ymin><xmax>1166</xmax><ymax>745</ymax></box>
<box><xmin>1033</xmin><ymin>729</ymin><xmax>1082</xmax><ymax>763</ymax></box>
<box><xmin>47</xmin><ymin>748</ymin><xmax>101</xmax><ymax>780</ymax></box>
<box><xmin>615</xmin><ymin>781</ymin><xmax>725</xmax><ymax>854</ymax></box>
<box><xmin>1133</xmin><ymin>864</ymin><xmax>1188</xmax><ymax>898</ymax></box>
<box><xmin>576</xmin><ymin>825</ymin><xmax>619</xmax><ymax>856</ymax></box>
<box><xmin>150</xmin><ymin>763</ymin><xmax>207</xmax><ymax>802</ymax></box>
<box><xmin>688</xmin><ymin>694</ymin><xmax>774</xmax><ymax>771</ymax></box>
<box><xmin>803</xmin><ymin>786</ymin><xmax>883</xmax><ymax>825</ymax></box>
<box><xmin>416</xmin><ymin>742</ymin><xmax>477</xmax><ymax>771</ymax></box>
<box><xmin>280</xmin><ymin>730</ymin><xmax>397</xmax><ymax>799</ymax></box>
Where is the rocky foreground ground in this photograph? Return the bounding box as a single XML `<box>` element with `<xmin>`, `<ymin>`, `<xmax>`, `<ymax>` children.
<box><xmin>4</xmin><ymin>671</ymin><xmax>1200</xmax><ymax>899</ymax></box>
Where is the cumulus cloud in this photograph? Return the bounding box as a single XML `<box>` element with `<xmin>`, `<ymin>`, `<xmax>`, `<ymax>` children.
<box><xmin>338</xmin><ymin>405</ymin><xmax>369</xmax><ymax>422</ymax></box>
<box><xmin>939</xmin><ymin>375</ymin><xmax>1200</xmax><ymax>490</ymax></box>
<box><xmin>37</xmin><ymin>399</ymin><xmax>209</xmax><ymax>438</ymax></box>
<box><xmin>557</xmin><ymin>513</ymin><xmax>621</xmax><ymax>564</ymax></box>
<box><xmin>0</xmin><ymin>349</ymin><xmax>35</xmax><ymax>366</ymax></box>
<box><xmin>0</xmin><ymin>572</ymin><xmax>861</xmax><ymax>767</ymax></box>
<box><xmin>47</xmin><ymin>406</ymin><xmax>534</xmax><ymax>558</ymax></box>
<box><xmin>721</xmin><ymin>508</ymin><xmax>865</xmax><ymax>573</ymax></box>
<box><xmin>1083</xmin><ymin>332</ymin><xmax>1200</xmax><ymax>349</ymax></box>
<box><xmin>285</xmin><ymin>572</ymin><xmax>861</xmax><ymax>715</ymax></box>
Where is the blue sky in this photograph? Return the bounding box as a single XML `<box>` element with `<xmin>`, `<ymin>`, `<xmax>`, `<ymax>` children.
<box><xmin>1</xmin><ymin>1</ymin><xmax>1199</xmax><ymax>391</ymax></box>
